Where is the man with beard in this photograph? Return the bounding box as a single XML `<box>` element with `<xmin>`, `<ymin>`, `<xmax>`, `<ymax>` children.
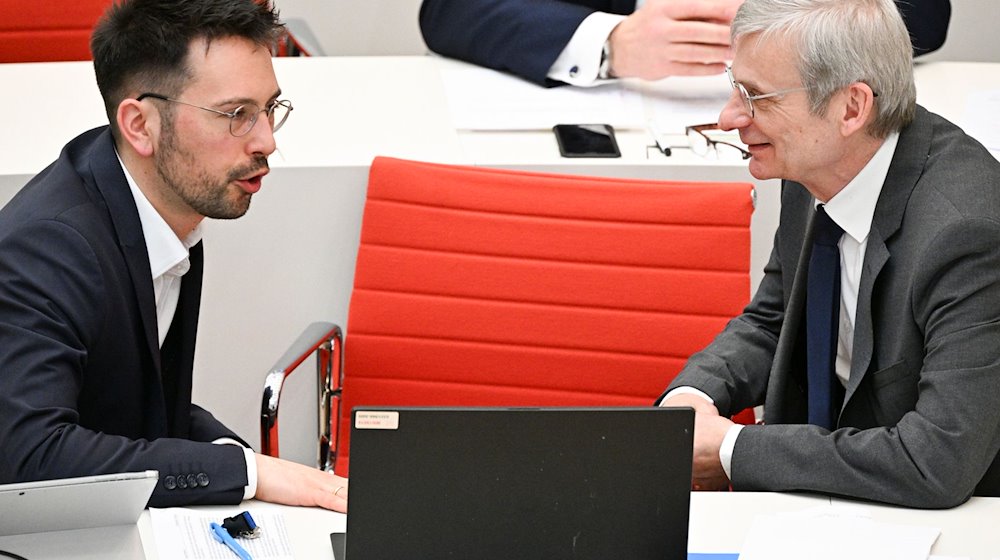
<box><xmin>0</xmin><ymin>0</ymin><xmax>348</xmax><ymax>511</ymax></box>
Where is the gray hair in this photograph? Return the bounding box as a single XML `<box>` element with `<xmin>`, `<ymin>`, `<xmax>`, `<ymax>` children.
<box><xmin>732</xmin><ymin>0</ymin><xmax>915</xmax><ymax>137</ymax></box>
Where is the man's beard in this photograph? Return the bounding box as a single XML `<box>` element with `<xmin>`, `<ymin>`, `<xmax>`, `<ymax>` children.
<box><xmin>154</xmin><ymin>120</ymin><xmax>268</xmax><ymax>220</ymax></box>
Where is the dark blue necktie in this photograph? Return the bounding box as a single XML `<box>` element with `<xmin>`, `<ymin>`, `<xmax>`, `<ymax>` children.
<box><xmin>806</xmin><ymin>205</ymin><xmax>844</xmax><ymax>430</ymax></box>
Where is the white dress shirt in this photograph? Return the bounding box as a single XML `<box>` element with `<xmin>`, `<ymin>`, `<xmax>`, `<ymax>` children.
<box><xmin>548</xmin><ymin>11</ymin><xmax>627</xmax><ymax>86</ymax></box>
<box><xmin>663</xmin><ymin>132</ymin><xmax>900</xmax><ymax>479</ymax></box>
<box><xmin>118</xmin><ymin>154</ymin><xmax>258</xmax><ymax>500</ymax></box>
<box><xmin>548</xmin><ymin>1</ymin><xmax>650</xmax><ymax>85</ymax></box>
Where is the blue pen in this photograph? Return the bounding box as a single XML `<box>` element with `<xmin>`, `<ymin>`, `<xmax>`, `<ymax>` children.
<box><xmin>210</xmin><ymin>521</ymin><xmax>253</xmax><ymax>560</ymax></box>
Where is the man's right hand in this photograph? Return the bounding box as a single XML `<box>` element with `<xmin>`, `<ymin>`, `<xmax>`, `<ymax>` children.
<box><xmin>608</xmin><ymin>0</ymin><xmax>743</xmax><ymax>80</ymax></box>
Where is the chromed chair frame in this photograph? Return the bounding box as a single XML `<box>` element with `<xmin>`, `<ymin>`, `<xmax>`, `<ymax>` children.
<box><xmin>260</xmin><ymin>321</ymin><xmax>343</xmax><ymax>471</ymax></box>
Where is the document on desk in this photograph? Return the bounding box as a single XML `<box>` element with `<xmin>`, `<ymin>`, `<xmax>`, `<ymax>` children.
<box><xmin>962</xmin><ymin>89</ymin><xmax>1000</xmax><ymax>162</ymax></box>
<box><xmin>439</xmin><ymin>66</ymin><xmax>644</xmax><ymax>130</ymax></box>
<box><xmin>149</xmin><ymin>508</ymin><xmax>294</xmax><ymax>560</ymax></box>
<box><xmin>737</xmin><ymin>505</ymin><xmax>940</xmax><ymax>560</ymax></box>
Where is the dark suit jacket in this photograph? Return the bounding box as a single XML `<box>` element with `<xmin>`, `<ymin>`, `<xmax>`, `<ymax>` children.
<box><xmin>663</xmin><ymin>106</ymin><xmax>1000</xmax><ymax>508</ymax></box>
<box><xmin>419</xmin><ymin>0</ymin><xmax>951</xmax><ymax>86</ymax></box>
<box><xmin>0</xmin><ymin>126</ymin><xmax>249</xmax><ymax>507</ymax></box>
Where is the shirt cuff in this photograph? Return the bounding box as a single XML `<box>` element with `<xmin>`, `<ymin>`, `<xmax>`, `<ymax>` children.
<box><xmin>719</xmin><ymin>424</ymin><xmax>743</xmax><ymax>481</ymax></box>
<box><xmin>213</xmin><ymin>438</ymin><xmax>258</xmax><ymax>500</ymax></box>
<box><xmin>658</xmin><ymin>386</ymin><xmax>716</xmax><ymax>406</ymax></box>
<box><xmin>548</xmin><ymin>12</ymin><xmax>626</xmax><ymax>86</ymax></box>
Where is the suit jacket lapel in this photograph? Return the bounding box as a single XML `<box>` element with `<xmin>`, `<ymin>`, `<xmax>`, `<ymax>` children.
<box><xmin>844</xmin><ymin>107</ymin><xmax>934</xmax><ymax>402</ymax></box>
<box><xmin>765</xmin><ymin>186</ymin><xmax>816</xmax><ymax>423</ymax></box>
<box><xmin>76</xmin><ymin>129</ymin><xmax>162</xmax><ymax>375</ymax></box>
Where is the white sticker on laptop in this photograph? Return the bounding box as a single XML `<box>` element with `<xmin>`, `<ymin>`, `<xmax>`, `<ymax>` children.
<box><xmin>355</xmin><ymin>411</ymin><xmax>400</xmax><ymax>430</ymax></box>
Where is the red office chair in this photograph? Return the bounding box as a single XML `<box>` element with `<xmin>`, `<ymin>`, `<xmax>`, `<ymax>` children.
<box><xmin>0</xmin><ymin>1</ymin><xmax>111</xmax><ymax>63</ymax></box>
<box><xmin>261</xmin><ymin>157</ymin><xmax>756</xmax><ymax>475</ymax></box>
<box><xmin>0</xmin><ymin>0</ymin><xmax>310</xmax><ymax>63</ymax></box>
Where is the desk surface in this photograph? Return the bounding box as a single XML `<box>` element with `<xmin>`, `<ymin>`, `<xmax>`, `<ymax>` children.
<box><xmin>0</xmin><ymin>492</ymin><xmax>993</xmax><ymax>558</ymax></box>
<box><xmin>0</xmin><ymin>492</ymin><xmax>991</xmax><ymax>558</ymax></box>
<box><xmin>121</xmin><ymin>492</ymin><xmax>1000</xmax><ymax>559</ymax></box>
<box><xmin>2</xmin><ymin>57</ymin><xmax>994</xmax><ymax>177</ymax></box>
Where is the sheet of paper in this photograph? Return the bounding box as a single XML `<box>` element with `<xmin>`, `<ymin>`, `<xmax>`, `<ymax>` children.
<box><xmin>737</xmin><ymin>505</ymin><xmax>940</xmax><ymax>560</ymax></box>
<box><xmin>647</xmin><ymin>73</ymin><xmax>733</xmax><ymax>133</ymax></box>
<box><xmin>961</xmin><ymin>89</ymin><xmax>1000</xmax><ymax>162</ymax></box>
<box><xmin>439</xmin><ymin>65</ymin><xmax>644</xmax><ymax>130</ymax></box>
<box><xmin>149</xmin><ymin>507</ymin><xmax>294</xmax><ymax>560</ymax></box>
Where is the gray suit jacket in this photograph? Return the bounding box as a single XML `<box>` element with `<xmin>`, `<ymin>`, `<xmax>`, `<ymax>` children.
<box><xmin>664</xmin><ymin>106</ymin><xmax>1000</xmax><ymax>508</ymax></box>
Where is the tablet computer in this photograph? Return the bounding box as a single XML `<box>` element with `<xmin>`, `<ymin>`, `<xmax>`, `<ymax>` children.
<box><xmin>0</xmin><ymin>470</ymin><xmax>158</xmax><ymax>536</ymax></box>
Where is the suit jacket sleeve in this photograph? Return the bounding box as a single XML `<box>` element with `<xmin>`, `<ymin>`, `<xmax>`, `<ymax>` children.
<box><xmin>419</xmin><ymin>0</ymin><xmax>629</xmax><ymax>86</ymax></box>
<box><xmin>661</xmin><ymin>192</ymin><xmax>798</xmax><ymax>414</ymax></box>
<box><xmin>0</xmin><ymin>217</ymin><xmax>248</xmax><ymax>508</ymax></box>
<box><xmin>189</xmin><ymin>404</ymin><xmax>250</xmax><ymax>446</ymax></box>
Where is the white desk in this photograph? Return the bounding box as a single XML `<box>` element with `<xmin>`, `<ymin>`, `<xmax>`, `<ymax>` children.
<box><xmin>4</xmin><ymin>492</ymin><xmax>992</xmax><ymax>559</ymax></box>
<box><xmin>0</xmin><ymin>57</ymin><xmax>998</xmax><ymax>467</ymax></box>
<box><xmin>136</xmin><ymin>494</ymin><xmax>1000</xmax><ymax>559</ymax></box>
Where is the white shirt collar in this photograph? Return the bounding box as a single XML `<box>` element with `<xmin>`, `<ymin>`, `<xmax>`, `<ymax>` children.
<box><xmin>115</xmin><ymin>152</ymin><xmax>204</xmax><ymax>280</ymax></box>
<box><xmin>821</xmin><ymin>132</ymin><xmax>900</xmax><ymax>243</ymax></box>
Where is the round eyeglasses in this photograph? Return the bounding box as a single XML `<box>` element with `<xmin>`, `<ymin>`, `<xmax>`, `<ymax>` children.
<box><xmin>725</xmin><ymin>66</ymin><xmax>808</xmax><ymax>119</ymax></box>
<box><xmin>137</xmin><ymin>93</ymin><xmax>293</xmax><ymax>137</ymax></box>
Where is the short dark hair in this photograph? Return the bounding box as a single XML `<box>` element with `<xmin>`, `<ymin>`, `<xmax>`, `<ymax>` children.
<box><xmin>90</xmin><ymin>0</ymin><xmax>284</xmax><ymax>138</ymax></box>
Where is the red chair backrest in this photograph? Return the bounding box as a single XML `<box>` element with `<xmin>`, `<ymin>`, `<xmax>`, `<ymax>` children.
<box><xmin>0</xmin><ymin>1</ymin><xmax>112</xmax><ymax>63</ymax></box>
<box><xmin>334</xmin><ymin>157</ymin><xmax>755</xmax><ymax>475</ymax></box>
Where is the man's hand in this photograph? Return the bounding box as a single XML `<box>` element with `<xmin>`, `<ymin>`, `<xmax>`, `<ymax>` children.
<box><xmin>254</xmin><ymin>453</ymin><xmax>348</xmax><ymax>512</ymax></box>
<box><xmin>608</xmin><ymin>0</ymin><xmax>743</xmax><ymax>80</ymax></box>
<box><xmin>691</xmin><ymin>412</ymin><xmax>734</xmax><ymax>491</ymax></box>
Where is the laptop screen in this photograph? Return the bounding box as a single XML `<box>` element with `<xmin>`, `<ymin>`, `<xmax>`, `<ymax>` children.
<box><xmin>343</xmin><ymin>407</ymin><xmax>694</xmax><ymax>560</ymax></box>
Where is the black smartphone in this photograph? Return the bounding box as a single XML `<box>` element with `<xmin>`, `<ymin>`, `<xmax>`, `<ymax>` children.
<box><xmin>552</xmin><ymin>124</ymin><xmax>621</xmax><ymax>158</ymax></box>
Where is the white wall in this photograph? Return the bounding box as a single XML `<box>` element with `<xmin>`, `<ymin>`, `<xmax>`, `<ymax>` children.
<box><xmin>275</xmin><ymin>0</ymin><xmax>427</xmax><ymax>56</ymax></box>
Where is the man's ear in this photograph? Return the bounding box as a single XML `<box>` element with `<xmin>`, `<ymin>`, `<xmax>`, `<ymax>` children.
<box><xmin>839</xmin><ymin>82</ymin><xmax>877</xmax><ymax>137</ymax></box>
<box><xmin>116</xmin><ymin>98</ymin><xmax>157</xmax><ymax>157</ymax></box>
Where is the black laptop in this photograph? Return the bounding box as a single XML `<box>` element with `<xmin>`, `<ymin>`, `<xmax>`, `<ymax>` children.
<box><xmin>334</xmin><ymin>406</ymin><xmax>694</xmax><ymax>560</ymax></box>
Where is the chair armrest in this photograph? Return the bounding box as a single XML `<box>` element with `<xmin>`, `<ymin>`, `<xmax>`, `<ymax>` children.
<box><xmin>260</xmin><ymin>321</ymin><xmax>343</xmax><ymax>471</ymax></box>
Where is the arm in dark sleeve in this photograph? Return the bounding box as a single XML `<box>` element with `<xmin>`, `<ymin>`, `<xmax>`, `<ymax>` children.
<box><xmin>189</xmin><ymin>404</ymin><xmax>250</xmax><ymax>447</ymax></box>
<box><xmin>419</xmin><ymin>0</ymin><xmax>625</xmax><ymax>86</ymax></box>
<box><xmin>895</xmin><ymin>0</ymin><xmax>951</xmax><ymax>55</ymax></box>
<box><xmin>660</xmin><ymin>224</ymin><xmax>788</xmax><ymax>414</ymax></box>
<box><xmin>0</xmin><ymin>220</ymin><xmax>247</xmax><ymax>507</ymax></box>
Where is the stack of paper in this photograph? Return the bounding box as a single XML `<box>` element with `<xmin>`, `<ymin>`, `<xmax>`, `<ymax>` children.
<box><xmin>149</xmin><ymin>508</ymin><xmax>295</xmax><ymax>560</ymax></box>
